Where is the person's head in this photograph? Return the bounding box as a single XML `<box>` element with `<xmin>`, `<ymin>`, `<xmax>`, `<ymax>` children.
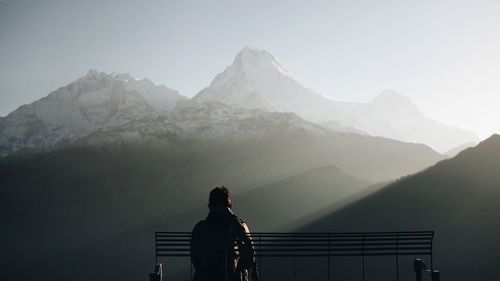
<box><xmin>208</xmin><ymin>186</ymin><xmax>232</xmax><ymax>210</ymax></box>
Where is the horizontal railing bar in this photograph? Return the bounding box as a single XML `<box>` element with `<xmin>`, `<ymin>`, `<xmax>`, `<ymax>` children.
<box><xmin>255</xmin><ymin>247</ymin><xmax>431</xmax><ymax>252</ymax></box>
<box><xmin>259</xmin><ymin>233</ymin><xmax>432</xmax><ymax>236</ymax></box>
<box><xmin>255</xmin><ymin>242</ymin><xmax>430</xmax><ymax>246</ymax></box>
<box><xmin>156</xmin><ymin>231</ymin><xmax>433</xmax><ymax>234</ymax></box>
<box><xmin>254</xmin><ymin>238</ymin><xmax>431</xmax><ymax>242</ymax></box>
<box><xmin>156</xmin><ymin>239</ymin><xmax>192</xmax><ymax>242</ymax></box>
<box><xmin>155</xmin><ymin>238</ymin><xmax>432</xmax><ymax>243</ymax></box>
<box><xmin>154</xmin><ymin>235</ymin><xmax>433</xmax><ymax>239</ymax></box>
<box><xmin>155</xmin><ymin>232</ymin><xmax>433</xmax><ymax>237</ymax></box>
<box><xmin>158</xmin><ymin>252</ymin><xmax>431</xmax><ymax>257</ymax></box>
<box><xmin>158</xmin><ymin>247</ymin><xmax>431</xmax><ymax>253</ymax></box>
<box><xmin>156</xmin><ymin>244</ymin><xmax>432</xmax><ymax>248</ymax></box>
<box><xmin>156</xmin><ymin>242</ymin><xmax>431</xmax><ymax>248</ymax></box>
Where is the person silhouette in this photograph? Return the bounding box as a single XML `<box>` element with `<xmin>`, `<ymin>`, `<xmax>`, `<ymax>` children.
<box><xmin>191</xmin><ymin>186</ymin><xmax>258</xmax><ymax>281</ymax></box>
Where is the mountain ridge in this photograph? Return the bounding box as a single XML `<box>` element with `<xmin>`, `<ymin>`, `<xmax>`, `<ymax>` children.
<box><xmin>301</xmin><ymin>134</ymin><xmax>500</xmax><ymax>281</ymax></box>
<box><xmin>0</xmin><ymin>46</ymin><xmax>480</xmax><ymax>155</ymax></box>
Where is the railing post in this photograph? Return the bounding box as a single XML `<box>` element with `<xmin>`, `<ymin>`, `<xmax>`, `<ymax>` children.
<box><xmin>258</xmin><ymin>233</ymin><xmax>262</xmax><ymax>277</ymax></box>
<box><xmin>430</xmin><ymin>231</ymin><xmax>434</xmax><ymax>271</ymax></box>
<box><xmin>149</xmin><ymin>263</ymin><xmax>163</xmax><ymax>281</ymax></box>
<box><xmin>155</xmin><ymin>232</ymin><xmax>158</xmax><ymax>265</ymax></box>
<box><xmin>293</xmin><ymin>233</ymin><xmax>296</xmax><ymax>281</ymax></box>
<box><xmin>396</xmin><ymin>233</ymin><xmax>399</xmax><ymax>281</ymax></box>
<box><xmin>431</xmin><ymin>270</ymin><xmax>440</xmax><ymax>281</ymax></box>
<box><xmin>361</xmin><ymin>234</ymin><xmax>365</xmax><ymax>281</ymax></box>
<box><xmin>327</xmin><ymin>233</ymin><xmax>331</xmax><ymax>281</ymax></box>
<box><xmin>414</xmin><ymin>259</ymin><xmax>426</xmax><ymax>281</ymax></box>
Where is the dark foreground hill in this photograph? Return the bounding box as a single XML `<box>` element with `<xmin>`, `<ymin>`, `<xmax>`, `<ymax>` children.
<box><xmin>301</xmin><ymin>134</ymin><xmax>500</xmax><ymax>281</ymax></box>
<box><xmin>0</xmin><ymin>120</ymin><xmax>441</xmax><ymax>281</ymax></box>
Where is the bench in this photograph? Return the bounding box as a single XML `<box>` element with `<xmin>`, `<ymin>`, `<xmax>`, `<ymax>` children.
<box><xmin>153</xmin><ymin>231</ymin><xmax>439</xmax><ymax>281</ymax></box>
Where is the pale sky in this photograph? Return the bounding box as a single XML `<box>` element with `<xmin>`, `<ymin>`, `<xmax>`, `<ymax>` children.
<box><xmin>1</xmin><ymin>0</ymin><xmax>499</xmax><ymax>138</ymax></box>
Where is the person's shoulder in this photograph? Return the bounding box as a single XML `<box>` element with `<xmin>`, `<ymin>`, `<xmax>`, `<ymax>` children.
<box><xmin>236</xmin><ymin>217</ymin><xmax>246</xmax><ymax>225</ymax></box>
<box><xmin>229</xmin><ymin>213</ymin><xmax>245</xmax><ymax>225</ymax></box>
<box><xmin>231</xmin><ymin>215</ymin><xmax>250</xmax><ymax>233</ymax></box>
<box><xmin>192</xmin><ymin>219</ymin><xmax>207</xmax><ymax>233</ymax></box>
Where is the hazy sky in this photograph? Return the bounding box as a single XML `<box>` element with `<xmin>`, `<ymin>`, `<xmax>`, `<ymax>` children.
<box><xmin>1</xmin><ymin>0</ymin><xmax>499</xmax><ymax>138</ymax></box>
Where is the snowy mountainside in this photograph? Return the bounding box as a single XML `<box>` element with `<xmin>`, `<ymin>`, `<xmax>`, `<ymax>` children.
<box><xmin>193</xmin><ymin>46</ymin><xmax>478</xmax><ymax>152</ymax></box>
<box><xmin>0</xmin><ymin>46</ymin><xmax>479</xmax><ymax>155</ymax></box>
<box><xmin>194</xmin><ymin>46</ymin><xmax>330</xmax><ymax>117</ymax></box>
<box><xmin>113</xmin><ymin>72</ymin><xmax>186</xmax><ymax>113</ymax></box>
<box><xmin>0</xmin><ymin>70</ymin><xmax>186</xmax><ymax>155</ymax></box>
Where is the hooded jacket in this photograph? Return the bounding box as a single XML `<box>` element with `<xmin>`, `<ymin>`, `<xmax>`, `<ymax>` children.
<box><xmin>191</xmin><ymin>207</ymin><xmax>256</xmax><ymax>281</ymax></box>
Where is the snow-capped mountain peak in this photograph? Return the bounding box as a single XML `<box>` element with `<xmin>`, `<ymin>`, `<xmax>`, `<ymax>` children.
<box><xmin>0</xmin><ymin>70</ymin><xmax>186</xmax><ymax>155</ymax></box>
<box><xmin>110</xmin><ymin>72</ymin><xmax>135</xmax><ymax>81</ymax></box>
<box><xmin>193</xmin><ymin>47</ymin><xmax>478</xmax><ymax>152</ymax></box>
<box><xmin>234</xmin><ymin>46</ymin><xmax>274</xmax><ymax>65</ymax></box>
<box><xmin>194</xmin><ymin>46</ymin><xmax>325</xmax><ymax>113</ymax></box>
<box><xmin>85</xmin><ymin>69</ymin><xmax>102</xmax><ymax>79</ymax></box>
<box><xmin>78</xmin><ymin>69</ymin><xmax>115</xmax><ymax>83</ymax></box>
<box><xmin>230</xmin><ymin>45</ymin><xmax>292</xmax><ymax>77</ymax></box>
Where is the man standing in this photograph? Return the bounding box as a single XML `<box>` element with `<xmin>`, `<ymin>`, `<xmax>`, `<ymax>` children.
<box><xmin>191</xmin><ymin>186</ymin><xmax>258</xmax><ymax>281</ymax></box>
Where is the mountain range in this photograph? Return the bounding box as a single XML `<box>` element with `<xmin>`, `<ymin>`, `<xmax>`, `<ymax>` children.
<box><xmin>0</xmin><ymin>46</ymin><xmax>477</xmax><ymax>157</ymax></box>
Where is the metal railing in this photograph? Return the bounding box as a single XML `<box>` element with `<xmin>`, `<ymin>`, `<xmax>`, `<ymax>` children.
<box><xmin>152</xmin><ymin>231</ymin><xmax>439</xmax><ymax>281</ymax></box>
